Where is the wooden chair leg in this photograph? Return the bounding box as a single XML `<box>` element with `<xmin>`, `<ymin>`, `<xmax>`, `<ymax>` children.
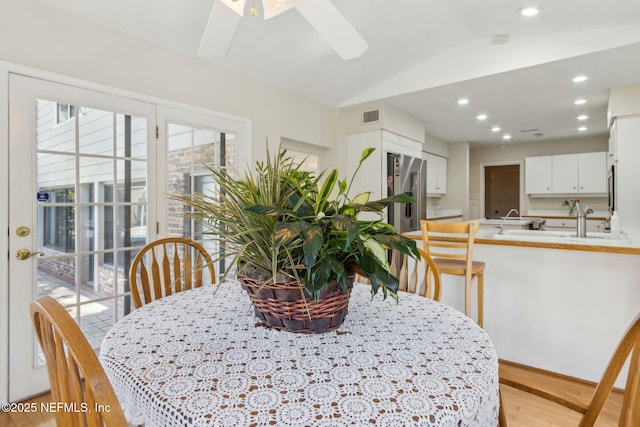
<box><xmin>477</xmin><ymin>272</ymin><xmax>484</xmax><ymax>328</ymax></box>
<box><xmin>464</xmin><ymin>273</ymin><xmax>472</xmax><ymax>318</ymax></box>
<box><xmin>498</xmin><ymin>386</ymin><xmax>509</xmax><ymax>427</ymax></box>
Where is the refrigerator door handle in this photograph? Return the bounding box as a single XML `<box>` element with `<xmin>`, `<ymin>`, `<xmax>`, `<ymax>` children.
<box><xmin>407</xmin><ymin>171</ymin><xmax>421</xmax><ymax>230</ymax></box>
<box><xmin>404</xmin><ymin>191</ymin><xmax>412</xmax><ymax>218</ymax></box>
<box><xmin>414</xmin><ymin>170</ymin><xmax>422</xmax><ymax>230</ymax></box>
<box><xmin>406</xmin><ymin>171</ymin><xmax>419</xmax><ymax>230</ymax></box>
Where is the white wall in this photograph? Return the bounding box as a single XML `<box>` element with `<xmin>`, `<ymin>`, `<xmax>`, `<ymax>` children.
<box><xmin>339</xmin><ymin>101</ymin><xmax>425</xmax><ymax>144</ymax></box>
<box><xmin>470</xmin><ymin>135</ymin><xmax>609</xmax><ymax>215</ymax></box>
<box><xmin>424</xmin><ymin>132</ymin><xmax>450</xmax><ymax>158</ymax></box>
<box><xmin>608</xmin><ymin>83</ymin><xmax>640</xmax><ymax>122</ymax></box>
<box><xmin>442</xmin><ymin>142</ymin><xmax>470</xmax><ymax>218</ymax></box>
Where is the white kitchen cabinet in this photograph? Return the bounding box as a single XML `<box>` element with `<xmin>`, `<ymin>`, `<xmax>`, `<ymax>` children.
<box><xmin>551</xmin><ymin>154</ymin><xmax>578</xmax><ymax>193</ymax></box>
<box><xmin>542</xmin><ymin>218</ymin><xmax>606</xmax><ymax>232</ymax></box>
<box><xmin>543</xmin><ymin>218</ymin><xmax>575</xmax><ymax>230</ymax></box>
<box><xmin>525</xmin><ymin>156</ymin><xmax>552</xmax><ymax>194</ymax></box>
<box><xmin>525</xmin><ymin>152</ymin><xmax>606</xmax><ymax>195</ymax></box>
<box><xmin>424</xmin><ymin>152</ymin><xmax>447</xmax><ymax>195</ymax></box>
<box><xmin>577</xmin><ymin>152</ymin><xmax>607</xmax><ymax>193</ymax></box>
<box><xmin>587</xmin><ymin>220</ymin><xmax>607</xmax><ymax>232</ymax></box>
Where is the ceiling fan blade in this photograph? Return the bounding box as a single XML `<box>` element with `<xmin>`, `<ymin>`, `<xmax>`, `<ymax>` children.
<box><xmin>262</xmin><ymin>0</ymin><xmax>295</xmax><ymax>19</ymax></box>
<box><xmin>198</xmin><ymin>0</ymin><xmax>244</xmax><ymax>60</ymax></box>
<box><xmin>294</xmin><ymin>0</ymin><xmax>368</xmax><ymax>60</ymax></box>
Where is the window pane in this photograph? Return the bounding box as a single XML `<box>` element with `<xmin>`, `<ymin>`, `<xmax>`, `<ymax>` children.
<box><xmin>116</xmin><ymin>114</ymin><xmax>147</xmax><ymax>158</ymax></box>
<box><xmin>36</xmin><ymin>100</ymin><xmax>76</xmax><ymax>153</ymax></box>
<box><xmin>37</xmin><ymin>256</ymin><xmax>76</xmax><ymax>300</ymax></box>
<box><xmin>37</xmin><ymin>153</ymin><xmax>76</xmax><ymax>188</ymax></box>
<box><xmin>78</xmin><ymin>108</ymin><xmax>114</xmax><ymax>156</ymax></box>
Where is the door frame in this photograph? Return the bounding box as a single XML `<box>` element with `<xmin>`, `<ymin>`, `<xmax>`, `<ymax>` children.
<box><xmin>0</xmin><ymin>60</ymin><xmax>251</xmax><ymax>403</ymax></box>
<box><xmin>478</xmin><ymin>160</ymin><xmax>525</xmax><ymax>219</ymax></box>
<box><xmin>0</xmin><ymin>63</ymin><xmax>10</xmax><ymax>405</ymax></box>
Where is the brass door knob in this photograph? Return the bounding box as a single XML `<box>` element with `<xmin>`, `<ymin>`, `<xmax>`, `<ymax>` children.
<box><xmin>16</xmin><ymin>249</ymin><xmax>44</xmax><ymax>260</ymax></box>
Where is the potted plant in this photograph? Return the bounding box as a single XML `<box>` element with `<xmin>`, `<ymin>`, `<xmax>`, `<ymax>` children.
<box><xmin>173</xmin><ymin>146</ymin><xmax>420</xmax><ymax>333</ymax></box>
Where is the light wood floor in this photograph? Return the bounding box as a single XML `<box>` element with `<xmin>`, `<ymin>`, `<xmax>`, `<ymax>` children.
<box><xmin>1</xmin><ymin>363</ymin><xmax>623</xmax><ymax>427</ymax></box>
<box><xmin>499</xmin><ymin>362</ymin><xmax>622</xmax><ymax>426</ymax></box>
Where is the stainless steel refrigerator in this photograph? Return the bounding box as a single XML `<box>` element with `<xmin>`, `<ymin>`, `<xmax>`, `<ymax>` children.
<box><xmin>386</xmin><ymin>152</ymin><xmax>427</xmax><ymax>233</ymax></box>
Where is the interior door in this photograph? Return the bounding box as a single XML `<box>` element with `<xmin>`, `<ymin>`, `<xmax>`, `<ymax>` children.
<box><xmin>485</xmin><ymin>164</ymin><xmax>520</xmax><ymax>218</ymax></box>
<box><xmin>8</xmin><ymin>74</ymin><xmax>156</xmax><ymax>401</ymax></box>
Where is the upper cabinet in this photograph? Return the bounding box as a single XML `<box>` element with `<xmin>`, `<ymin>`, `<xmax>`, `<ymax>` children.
<box><xmin>525</xmin><ymin>156</ymin><xmax>553</xmax><ymax>194</ymax></box>
<box><xmin>577</xmin><ymin>152</ymin><xmax>607</xmax><ymax>194</ymax></box>
<box><xmin>525</xmin><ymin>152</ymin><xmax>607</xmax><ymax>196</ymax></box>
<box><xmin>424</xmin><ymin>152</ymin><xmax>447</xmax><ymax>195</ymax></box>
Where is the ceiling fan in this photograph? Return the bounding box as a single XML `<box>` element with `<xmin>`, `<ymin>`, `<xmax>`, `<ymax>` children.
<box><xmin>198</xmin><ymin>0</ymin><xmax>369</xmax><ymax>60</ymax></box>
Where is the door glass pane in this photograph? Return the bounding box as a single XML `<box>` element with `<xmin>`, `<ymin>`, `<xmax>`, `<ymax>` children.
<box><xmin>78</xmin><ymin>107</ymin><xmax>114</xmax><ymax>156</ymax></box>
<box><xmin>166</xmin><ymin>123</ymin><xmax>236</xmax><ymax>275</ymax></box>
<box><xmin>35</xmin><ymin>99</ymin><xmax>148</xmax><ymax>348</ymax></box>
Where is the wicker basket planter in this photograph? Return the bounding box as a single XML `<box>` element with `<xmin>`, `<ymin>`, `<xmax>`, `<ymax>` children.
<box><xmin>239</xmin><ymin>273</ymin><xmax>355</xmax><ymax>334</ymax></box>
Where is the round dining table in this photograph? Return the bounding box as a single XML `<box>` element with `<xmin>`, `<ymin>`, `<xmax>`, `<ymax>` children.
<box><xmin>100</xmin><ymin>281</ymin><xmax>499</xmax><ymax>426</ymax></box>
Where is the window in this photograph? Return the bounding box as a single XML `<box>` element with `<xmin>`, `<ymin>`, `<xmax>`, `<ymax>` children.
<box><xmin>103</xmin><ymin>181</ymin><xmax>148</xmax><ymax>265</ymax></box>
<box><xmin>166</xmin><ymin>123</ymin><xmax>233</xmax><ymax>275</ymax></box>
<box><xmin>280</xmin><ymin>138</ymin><xmax>325</xmax><ymax>174</ymax></box>
<box><xmin>287</xmin><ymin>149</ymin><xmax>320</xmax><ymax>174</ymax></box>
<box><xmin>56</xmin><ymin>103</ymin><xmax>75</xmax><ymax>124</ymax></box>
<box><xmin>42</xmin><ymin>187</ymin><xmax>75</xmax><ymax>253</ymax></box>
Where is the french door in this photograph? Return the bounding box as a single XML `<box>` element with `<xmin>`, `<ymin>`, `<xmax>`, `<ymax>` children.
<box><xmin>8</xmin><ymin>75</ymin><xmax>157</xmax><ymax>400</ymax></box>
<box><xmin>7</xmin><ymin>74</ymin><xmax>248</xmax><ymax>401</ymax></box>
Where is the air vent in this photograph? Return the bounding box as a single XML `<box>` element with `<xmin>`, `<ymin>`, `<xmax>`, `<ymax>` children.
<box><xmin>362</xmin><ymin>109</ymin><xmax>380</xmax><ymax>124</ymax></box>
<box><xmin>491</xmin><ymin>34</ymin><xmax>510</xmax><ymax>45</ymax></box>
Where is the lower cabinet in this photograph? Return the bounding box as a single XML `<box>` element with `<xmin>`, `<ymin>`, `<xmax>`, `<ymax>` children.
<box><xmin>542</xmin><ymin>218</ymin><xmax>607</xmax><ymax>232</ymax></box>
<box><xmin>542</xmin><ymin>218</ymin><xmax>574</xmax><ymax>231</ymax></box>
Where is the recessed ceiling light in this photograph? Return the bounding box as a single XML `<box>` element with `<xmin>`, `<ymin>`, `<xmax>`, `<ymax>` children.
<box><xmin>457</xmin><ymin>98</ymin><xmax>469</xmax><ymax>105</ymax></box>
<box><xmin>578</xmin><ymin>126</ymin><xmax>588</xmax><ymax>132</ymax></box>
<box><xmin>491</xmin><ymin>126</ymin><xmax>501</xmax><ymax>132</ymax></box>
<box><xmin>577</xmin><ymin>115</ymin><xmax>589</xmax><ymax>121</ymax></box>
<box><xmin>573</xmin><ymin>75</ymin><xmax>588</xmax><ymax>83</ymax></box>
<box><xmin>503</xmin><ymin>134</ymin><xmax>512</xmax><ymax>140</ymax></box>
<box><xmin>477</xmin><ymin>114</ymin><xmax>488</xmax><ymax>121</ymax></box>
<box><xmin>574</xmin><ymin>99</ymin><xmax>587</xmax><ymax>105</ymax></box>
<box><xmin>518</xmin><ymin>6</ymin><xmax>541</xmax><ymax>17</ymax></box>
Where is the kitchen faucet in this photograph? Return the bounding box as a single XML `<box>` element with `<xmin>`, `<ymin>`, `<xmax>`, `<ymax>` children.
<box><xmin>498</xmin><ymin>208</ymin><xmax>520</xmax><ymax>234</ymax></box>
<box><xmin>505</xmin><ymin>208</ymin><xmax>519</xmax><ymax>218</ymax></box>
<box><xmin>574</xmin><ymin>201</ymin><xmax>593</xmax><ymax>238</ymax></box>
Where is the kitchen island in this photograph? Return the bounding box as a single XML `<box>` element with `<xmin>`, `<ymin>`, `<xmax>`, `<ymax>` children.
<box><xmin>402</xmin><ymin>228</ymin><xmax>640</xmax><ymax>388</ymax></box>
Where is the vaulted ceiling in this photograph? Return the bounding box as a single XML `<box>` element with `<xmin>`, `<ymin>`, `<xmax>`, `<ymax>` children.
<box><xmin>38</xmin><ymin>0</ymin><xmax>640</xmax><ymax>145</ymax></box>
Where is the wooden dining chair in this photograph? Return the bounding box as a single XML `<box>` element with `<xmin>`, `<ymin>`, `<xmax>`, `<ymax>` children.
<box><xmin>396</xmin><ymin>247</ymin><xmax>442</xmax><ymax>301</ymax></box>
<box><xmin>129</xmin><ymin>237</ymin><xmax>216</xmax><ymax>308</ymax></box>
<box><xmin>30</xmin><ymin>296</ymin><xmax>128</xmax><ymax>427</ymax></box>
<box><xmin>420</xmin><ymin>219</ymin><xmax>485</xmax><ymax>326</ymax></box>
<box><xmin>498</xmin><ymin>312</ymin><xmax>640</xmax><ymax>426</ymax></box>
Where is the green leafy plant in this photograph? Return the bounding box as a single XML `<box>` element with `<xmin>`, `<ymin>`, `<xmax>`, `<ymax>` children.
<box><xmin>173</xmin><ymin>146</ymin><xmax>419</xmax><ymax>301</ymax></box>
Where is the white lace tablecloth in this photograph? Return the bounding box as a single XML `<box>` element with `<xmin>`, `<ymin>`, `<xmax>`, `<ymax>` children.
<box><xmin>100</xmin><ymin>282</ymin><xmax>498</xmax><ymax>427</ymax></box>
